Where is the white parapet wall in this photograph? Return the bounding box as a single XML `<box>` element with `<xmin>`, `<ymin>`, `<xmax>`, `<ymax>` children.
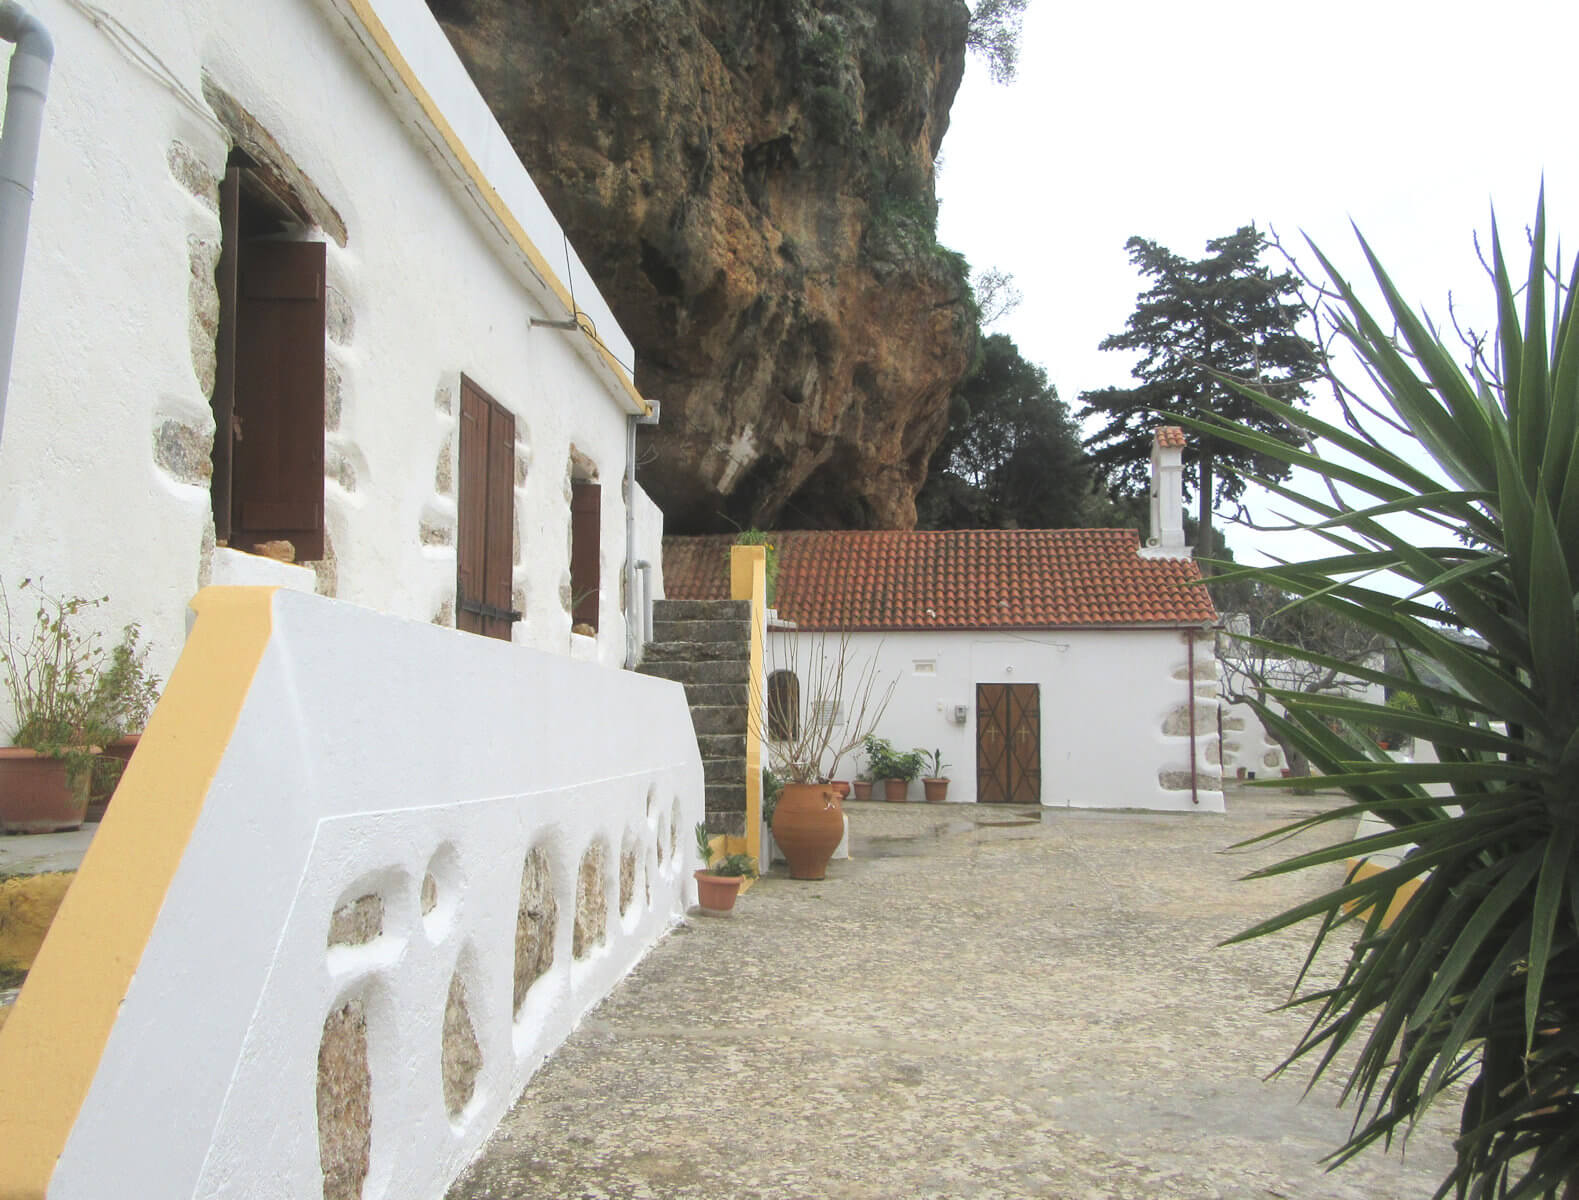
<box><xmin>0</xmin><ymin>587</ymin><xmax>704</xmax><ymax>1200</ymax></box>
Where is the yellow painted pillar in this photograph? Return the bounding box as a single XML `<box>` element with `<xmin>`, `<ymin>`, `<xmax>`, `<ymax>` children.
<box><xmin>729</xmin><ymin>545</ymin><xmax>766</xmax><ymax>876</ymax></box>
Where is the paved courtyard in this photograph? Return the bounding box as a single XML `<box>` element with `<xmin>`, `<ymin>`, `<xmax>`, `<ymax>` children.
<box><xmin>451</xmin><ymin>791</ymin><xmax>1458</xmax><ymax>1199</ymax></box>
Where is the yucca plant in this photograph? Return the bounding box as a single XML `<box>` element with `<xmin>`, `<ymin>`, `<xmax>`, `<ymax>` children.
<box><xmin>1183</xmin><ymin>195</ymin><xmax>1579</xmax><ymax>1199</ymax></box>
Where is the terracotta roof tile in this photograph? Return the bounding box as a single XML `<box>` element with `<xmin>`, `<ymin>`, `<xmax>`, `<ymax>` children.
<box><xmin>1156</xmin><ymin>426</ymin><xmax>1187</xmax><ymax>449</ymax></box>
<box><xmin>662</xmin><ymin>529</ymin><xmax>1216</xmax><ymax>631</ymax></box>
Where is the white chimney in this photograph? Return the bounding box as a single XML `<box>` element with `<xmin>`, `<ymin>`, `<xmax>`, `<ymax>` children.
<box><xmin>1140</xmin><ymin>426</ymin><xmax>1189</xmax><ymax>558</ymax></box>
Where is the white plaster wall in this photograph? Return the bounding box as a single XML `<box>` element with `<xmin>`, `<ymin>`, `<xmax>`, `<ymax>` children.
<box><xmin>49</xmin><ymin>588</ymin><xmax>705</xmax><ymax>1200</ymax></box>
<box><xmin>1219</xmin><ymin>698</ymin><xmax>1287</xmax><ymax>779</ymax></box>
<box><xmin>0</xmin><ymin>0</ymin><xmax>648</xmax><ymax>738</ymax></box>
<box><xmin>767</xmin><ymin>627</ymin><xmax>1225</xmax><ymax>813</ymax></box>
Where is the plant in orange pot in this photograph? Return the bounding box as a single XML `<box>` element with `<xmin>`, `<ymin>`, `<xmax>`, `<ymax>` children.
<box><xmin>693</xmin><ymin>824</ymin><xmax>757</xmax><ymax>915</ymax></box>
<box><xmin>918</xmin><ymin>748</ymin><xmax>951</xmax><ymax>803</ymax></box>
<box><xmin>763</xmin><ymin>631</ymin><xmax>894</xmax><ymax>879</ymax></box>
<box><xmin>0</xmin><ymin>581</ymin><xmax>146</xmax><ymax>832</ymax></box>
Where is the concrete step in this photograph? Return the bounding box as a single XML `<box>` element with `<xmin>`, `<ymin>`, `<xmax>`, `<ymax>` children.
<box><xmin>705</xmin><ymin>782</ymin><xmax>746</xmax><ymax>813</ymax></box>
<box><xmin>651</xmin><ymin>618</ymin><xmax>749</xmax><ymax>645</ymax></box>
<box><xmin>690</xmin><ymin>705</ymin><xmax>746</xmax><ymax>736</ymax></box>
<box><xmin>636</xmin><ymin>658</ymin><xmax>751</xmax><ymax>686</ymax></box>
<box><xmin>653</xmin><ymin>599</ymin><xmax>749</xmax><ymax>623</ymax></box>
<box><xmin>641</xmin><ymin>640</ymin><xmax>750</xmax><ymax>665</ymax></box>
<box><xmin>698</xmin><ymin>733</ymin><xmax>746</xmax><ymax>761</ymax></box>
<box><xmin>703</xmin><ymin>758</ymin><xmax>741</xmax><ymax>786</ymax></box>
<box><xmin>682</xmin><ymin>682</ymin><xmax>748</xmax><ymax>708</ymax></box>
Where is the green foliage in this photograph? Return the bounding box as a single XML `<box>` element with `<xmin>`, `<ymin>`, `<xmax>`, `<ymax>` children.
<box><xmin>917</xmin><ymin>334</ymin><xmax>1093</xmax><ymax>530</ymax></box>
<box><xmin>762</xmin><ymin>767</ymin><xmax>783</xmax><ymax>826</ymax></box>
<box><xmin>1079</xmin><ymin>225</ymin><xmax>1321</xmax><ymax>564</ymax></box>
<box><xmin>694</xmin><ymin>822</ymin><xmax>712</xmax><ymax>865</ymax></box>
<box><xmin>1</xmin><ymin>581</ymin><xmax>160</xmax><ymax>786</ymax></box>
<box><xmin>965</xmin><ymin>0</ymin><xmax>1028</xmax><ymax>83</ymax></box>
<box><xmin>707</xmin><ymin>852</ymin><xmax>759</xmax><ymax>879</ymax></box>
<box><xmin>861</xmin><ymin>734</ymin><xmax>925</xmax><ymax>781</ymax></box>
<box><xmin>916</xmin><ymin>747</ymin><xmax>949</xmax><ymax>778</ymax></box>
<box><xmin>1207</xmin><ymin>197</ymin><xmax>1579</xmax><ymax>1198</ymax></box>
<box><xmin>804</xmin><ymin>84</ymin><xmax>857</xmax><ymax>145</ymax></box>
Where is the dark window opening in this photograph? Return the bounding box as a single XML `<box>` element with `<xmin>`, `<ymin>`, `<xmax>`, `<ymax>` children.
<box><xmin>767</xmin><ymin>670</ymin><xmax>800</xmax><ymax>741</ymax></box>
<box><xmin>457</xmin><ymin>377</ymin><xmax>518</xmax><ymax>641</ymax></box>
<box><xmin>211</xmin><ymin>154</ymin><xmax>326</xmax><ymax>561</ymax></box>
<box><xmin>570</xmin><ymin>479</ymin><xmax>601</xmax><ymax>632</ymax></box>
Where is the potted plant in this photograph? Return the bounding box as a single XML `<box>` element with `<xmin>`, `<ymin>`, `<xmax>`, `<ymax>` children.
<box><xmin>863</xmin><ymin>736</ymin><xmax>924</xmax><ymax>802</ymax></box>
<box><xmin>0</xmin><ymin>581</ymin><xmax>157</xmax><ymax>832</ymax></box>
<box><xmin>86</xmin><ymin>621</ymin><xmax>160</xmax><ymax>820</ymax></box>
<box><xmin>760</xmin><ymin>631</ymin><xmax>894</xmax><ymax>879</ymax></box>
<box><xmin>918</xmin><ymin>747</ymin><xmax>951</xmax><ymax>803</ymax></box>
<box><xmin>851</xmin><ymin>771</ymin><xmax>874</xmax><ymax>802</ymax></box>
<box><xmin>693</xmin><ymin>824</ymin><xmax>757</xmax><ymax>915</ymax></box>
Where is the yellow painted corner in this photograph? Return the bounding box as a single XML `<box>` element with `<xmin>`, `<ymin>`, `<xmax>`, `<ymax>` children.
<box><xmin>1344</xmin><ymin>858</ymin><xmax>1421</xmax><ymax>928</ymax></box>
<box><xmin>339</xmin><ymin>0</ymin><xmax>649</xmax><ymax>417</ymax></box>
<box><xmin>0</xmin><ymin>587</ymin><xmax>276</xmax><ymax>1197</ymax></box>
<box><xmin>729</xmin><ymin>546</ymin><xmax>767</xmax><ymax>869</ymax></box>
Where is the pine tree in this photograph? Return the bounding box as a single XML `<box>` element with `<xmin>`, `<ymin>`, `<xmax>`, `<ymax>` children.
<box><xmin>1078</xmin><ymin>226</ymin><xmax>1319</xmax><ymax>566</ymax></box>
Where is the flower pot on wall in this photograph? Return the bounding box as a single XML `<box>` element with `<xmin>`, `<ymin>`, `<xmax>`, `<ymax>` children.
<box><xmin>851</xmin><ymin>780</ymin><xmax>873</xmax><ymax>802</ymax></box>
<box><xmin>693</xmin><ymin>870</ymin><xmax>745</xmax><ymax>915</ymax></box>
<box><xmin>88</xmin><ymin>733</ymin><xmax>141</xmax><ymax>823</ymax></box>
<box><xmin>0</xmin><ymin>748</ymin><xmax>90</xmax><ymax>833</ymax></box>
<box><xmin>883</xmin><ymin>778</ymin><xmax>908</xmax><ymax>803</ymax></box>
<box><xmin>922</xmin><ymin>778</ymin><xmax>949</xmax><ymax>804</ymax></box>
<box><xmin>771</xmin><ymin>783</ymin><xmax>844</xmax><ymax>880</ymax></box>
<box><xmin>828</xmin><ymin>780</ymin><xmax>851</xmax><ymax>802</ymax></box>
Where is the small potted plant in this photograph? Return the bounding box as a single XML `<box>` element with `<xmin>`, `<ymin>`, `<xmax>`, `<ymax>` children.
<box><xmin>693</xmin><ymin>824</ymin><xmax>757</xmax><ymax>915</ymax></box>
<box><xmin>0</xmin><ymin>581</ymin><xmax>157</xmax><ymax>832</ymax></box>
<box><xmin>918</xmin><ymin>747</ymin><xmax>951</xmax><ymax>803</ymax></box>
<box><xmin>863</xmin><ymin>735</ymin><xmax>924</xmax><ymax>802</ymax></box>
<box><xmin>851</xmin><ymin>770</ymin><xmax>874</xmax><ymax>802</ymax></box>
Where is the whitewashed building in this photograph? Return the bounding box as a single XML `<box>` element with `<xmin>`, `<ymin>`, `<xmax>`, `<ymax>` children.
<box><xmin>0</xmin><ymin>0</ymin><xmax>665</xmax><ymax>706</ymax></box>
<box><xmin>664</xmin><ymin>430</ymin><xmax>1227</xmax><ymax>813</ymax></box>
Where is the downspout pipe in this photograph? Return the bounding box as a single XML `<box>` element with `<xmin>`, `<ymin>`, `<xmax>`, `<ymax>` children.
<box><xmin>635</xmin><ymin>560</ymin><xmax>653</xmax><ymax>645</ymax></box>
<box><xmin>623</xmin><ymin>412</ymin><xmax>638</xmax><ymax>669</ymax></box>
<box><xmin>0</xmin><ymin>1</ymin><xmax>51</xmax><ymax>452</ymax></box>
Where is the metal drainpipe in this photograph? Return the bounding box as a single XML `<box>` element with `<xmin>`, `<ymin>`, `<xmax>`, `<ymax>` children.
<box><xmin>622</xmin><ymin>413</ymin><xmax>638</xmax><ymax>669</ymax></box>
<box><xmin>0</xmin><ymin>1</ymin><xmax>52</xmax><ymax>451</ymax></box>
<box><xmin>1187</xmin><ymin>631</ymin><xmax>1200</xmax><ymax>806</ymax></box>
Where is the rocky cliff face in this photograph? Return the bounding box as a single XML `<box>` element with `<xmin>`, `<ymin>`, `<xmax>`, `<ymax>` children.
<box><xmin>429</xmin><ymin>0</ymin><xmax>976</xmax><ymax>531</ymax></box>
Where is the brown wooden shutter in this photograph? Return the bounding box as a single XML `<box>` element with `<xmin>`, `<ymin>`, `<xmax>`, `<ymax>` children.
<box><xmin>457</xmin><ymin>378</ymin><xmax>518</xmax><ymax>641</ymax></box>
<box><xmin>231</xmin><ymin>238</ymin><xmax>326</xmax><ymax>560</ymax></box>
<box><xmin>570</xmin><ymin>481</ymin><xmax>601</xmax><ymax>629</ymax></box>
<box><xmin>210</xmin><ymin>167</ymin><xmax>241</xmax><ymax>545</ymax></box>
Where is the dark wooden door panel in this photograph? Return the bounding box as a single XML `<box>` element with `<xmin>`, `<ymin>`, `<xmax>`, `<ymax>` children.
<box><xmin>977</xmin><ymin>682</ymin><xmax>1040</xmax><ymax>804</ymax></box>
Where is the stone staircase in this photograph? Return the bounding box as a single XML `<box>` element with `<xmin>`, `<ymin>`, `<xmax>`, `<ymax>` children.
<box><xmin>637</xmin><ymin>599</ymin><xmax>751</xmax><ymax>837</ymax></box>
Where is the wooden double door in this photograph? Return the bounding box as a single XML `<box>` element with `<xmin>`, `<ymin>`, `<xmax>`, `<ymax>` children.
<box><xmin>977</xmin><ymin>683</ymin><xmax>1041</xmax><ymax>805</ymax></box>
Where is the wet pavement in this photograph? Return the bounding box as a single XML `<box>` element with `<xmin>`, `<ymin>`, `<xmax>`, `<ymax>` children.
<box><xmin>453</xmin><ymin>790</ymin><xmax>1457</xmax><ymax>1198</ymax></box>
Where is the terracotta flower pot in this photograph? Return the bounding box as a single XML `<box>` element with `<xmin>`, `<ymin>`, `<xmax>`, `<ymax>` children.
<box><xmin>883</xmin><ymin>778</ymin><xmax>908</xmax><ymax>803</ymax></box>
<box><xmin>88</xmin><ymin>732</ymin><xmax>141</xmax><ymax>823</ymax></box>
<box><xmin>828</xmin><ymin>780</ymin><xmax>851</xmax><ymax>801</ymax></box>
<box><xmin>0</xmin><ymin>747</ymin><xmax>90</xmax><ymax>833</ymax></box>
<box><xmin>851</xmin><ymin>780</ymin><xmax>873</xmax><ymax>801</ymax></box>
<box><xmin>771</xmin><ymin>782</ymin><xmax>844</xmax><ymax>880</ymax></box>
<box><xmin>693</xmin><ymin>870</ymin><xmax>745</xmax><ymax>915</ymax></box>
<box><xmin>922</xmin><ymin>777</ymin><xmax>949</xmax><ymax>804</ymax></box>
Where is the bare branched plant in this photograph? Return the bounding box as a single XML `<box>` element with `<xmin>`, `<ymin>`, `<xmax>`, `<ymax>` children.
<box><xmin>759</xmin><ymin>626</ymin><xmax>895</xmax><ymax>785</ymax></box>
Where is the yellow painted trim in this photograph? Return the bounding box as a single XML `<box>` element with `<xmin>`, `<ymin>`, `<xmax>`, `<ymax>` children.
<box><xmin>1344</xmin><ymin>858</ymin><xmax>1422</xmax><ymax>929</ymax></box>
<box><xmin>0</xmin><ymin>588</ymin><xmax>276</xmax><ymax>1199</ymax></box>
<box><xmin>337</xmin><ymin>0</ymin><xmax>650</xmax><ymax>417</ymax></box>
<box><xmin>731</xmin><ymin>547</ymin><xmax>767</xmax><ymax>873</ymax></box>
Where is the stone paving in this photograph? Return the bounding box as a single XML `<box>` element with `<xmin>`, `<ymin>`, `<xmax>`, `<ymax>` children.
<box><xmin>454</xmin><ymin>790</ymin><xmax>1457</xmax><ymax>1199</ymax></box>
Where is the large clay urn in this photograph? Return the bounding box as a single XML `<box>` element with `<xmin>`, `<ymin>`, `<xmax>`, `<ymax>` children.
<box><xmin>770</xmin><ymin>782</ymin><xmax>844</xmax><ymax>880</ymax></box>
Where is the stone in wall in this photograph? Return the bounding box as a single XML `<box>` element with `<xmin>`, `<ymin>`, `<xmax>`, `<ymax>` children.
<box><xmin>328</xmin><ymin>893</ymin><xmax>382</xmax><ymax>947</ymax></box>
<box><xmin>441</xmin><ymin>972</ymin><xmax>482</xmax><ymax>1118</ymax></box>
<box><xmin>325</xmin><ymin>361</ymin><xmax>344</xmax><ymax>432</ymax></box>
<box><xmin>619</xmin><ymin>847</ymin><xmax>636</xmax><ymax>917</ymax></box>
<box><xmin>154</xmin><ymin>419</ymin><xmax>213</xmax><ymax>486</ymax></box>
<box><xmin>420</xmin><ymin>515</ymin><xmax>454</xmax><ymax>547</ymax></box>
<box><xmin>167</xmin><ymin>140</ymin><xmax>217</xmax><ymax>207</ymax></box>
<box><xmin>310</xmin><ymin>525</ymin><xmax>338</xmax><ymax>595</ymax></box>
<box><xmin>435</xmin><ymin>430</ymin><xmax>454</xmax><ymax>496</ymax></box>
<box><xmin>326</xmin><ymin>283</ymin><xmax>354</xmax><ymax>346</ymax></box>
<box><xmin>432</xmin><ymin>599</ymin><xmax>455</xmax><ymax>628</ymax></box>
<box><xmin>1264</xmin><ymin>750</ymin><xmax>1284</xmax><ymax>769</ymax></box>
<box><xmin>327</xmin><ymin>446</ymin><xmax>358</xmax><ymax>493</ymax></box>
<box><xmin>317</xmin><ymin>999</ymin><xmax>371</xmax><ymax>1200</ymax></box>
<box><xmin>186</xmin><ymin>235</ymin><xmax>220</xmax><ymax>396</ymax></box>
<box><xmin>513</xmin><ymin>847</ymin><xmax>556</xmax><ymax>1013</ymax></box>
<box><xmin>572</xmin><ymin>842</ymin><xmax>607</xmax><ymax>960</ymax></box>
<box><xmin>420</xmin><ymin>873</ymin><xmax>438</xmax><ymax>916</ymax></box>
<box><xmin>1161</xmin><ymin>704</ymin><xmax>1219</xmax><ymax>738</ymax></box>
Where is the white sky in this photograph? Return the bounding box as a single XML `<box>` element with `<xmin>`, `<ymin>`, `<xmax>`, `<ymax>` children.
<box><xmin>935</xmin><ymin>0</ymin><xmax>1579</xmax><ymax>564</ymax></box>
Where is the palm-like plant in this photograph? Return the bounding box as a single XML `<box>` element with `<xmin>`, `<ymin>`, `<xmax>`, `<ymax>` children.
<box><xmin>1185</xmin><ymin>196</ymin><xmax>1579</xmax><ymax>1199</ymax></box>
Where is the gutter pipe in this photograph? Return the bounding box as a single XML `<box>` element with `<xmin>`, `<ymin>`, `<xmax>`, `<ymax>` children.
<box><xmin>0</xmin><ymin>1</ymin><xmax>51</xmax><ymax>451</ymax></box>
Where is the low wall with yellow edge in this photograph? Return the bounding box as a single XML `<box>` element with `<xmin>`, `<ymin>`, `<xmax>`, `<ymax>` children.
<box><xmin>0</xmin><ymin>586</ymin><xmax>703</xmax><ymax>1200</ymax></box>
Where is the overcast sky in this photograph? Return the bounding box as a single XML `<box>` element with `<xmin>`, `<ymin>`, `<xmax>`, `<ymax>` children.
<box><xmin>934</xmin><ymin>0</ymin><xmax>1579</xmax><ymax>563</ymax></box>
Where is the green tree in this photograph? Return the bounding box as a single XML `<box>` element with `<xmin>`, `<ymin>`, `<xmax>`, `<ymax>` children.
<box><xmin>965</xmin><ymin>0</ymin><xmax>1029</xmax><ymax>83</ymax></box>
<box><xmin>1203</xmin><ymin>199</ymin><xmax>1579</xmax><ymax>1197</ymax></box>
<box><xmin>1079</xmin><ymin>226</ymin><xmax>1320</xmax><ymax>567</ymax></box>
<box><xmin>917</xmin><ymin>333</ymin><xmax>1091</xmax><ymax>530</ymax></box>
